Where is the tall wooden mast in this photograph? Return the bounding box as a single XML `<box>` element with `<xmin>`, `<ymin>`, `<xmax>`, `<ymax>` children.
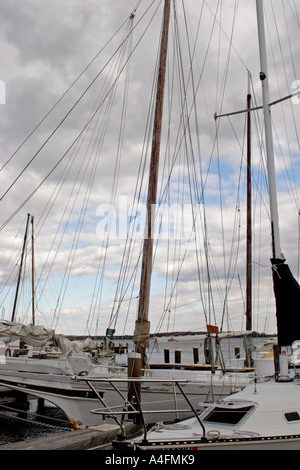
<box><xmin>246</xmin><ymin>74</ymin><xmax>252</xmax><ymax>334</ymax></box>
<box><xmin>31</xmin><ymin>215</ymin><xmax>35</xmax><ymax>325</ymax></box>
<box><xmin>11</xmin><ymin>213</ymin><xmax>31</xmax><ymax>322</ymax></box>
<box><xmin>245</xmin><ymin>74</ymin><xmax>252</xmax><ymax>367</ymax></box>
<box><xmin>133</xmin><ymin>0</ymin><xmax>171</xmax><ymax>365</ymax></box>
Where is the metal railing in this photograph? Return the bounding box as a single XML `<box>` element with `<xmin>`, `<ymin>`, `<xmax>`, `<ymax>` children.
<box><xmin>72</xmin><ymin>376</ymin><xmax>207</xmax><ymax>443</ymax></box>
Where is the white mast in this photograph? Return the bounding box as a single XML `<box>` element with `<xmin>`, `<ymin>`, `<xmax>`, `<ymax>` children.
<box><xmin>256</xmin><ymin>0</ymin><xmax>289</xmax><ymax>379</ymax></box>
<box><xmin>256</xmin><ymin>0</ymin><xmax>284</xmax><ymax>261</ymax></box>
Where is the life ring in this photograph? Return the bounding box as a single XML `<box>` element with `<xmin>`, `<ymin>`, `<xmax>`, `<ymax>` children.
<box><xmin>5</xmin><ymin>348</ymin><xmax>11</xmax><ymax>357</ymax></box>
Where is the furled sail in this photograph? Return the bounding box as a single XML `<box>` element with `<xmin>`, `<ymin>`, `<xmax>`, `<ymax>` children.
<box><xmin>272</xmin><ymin>259</ymin><xmax>300</xmax><ymax>348</ymax></box>
<box><xmin>0</xmin><ymin>320</ymin><xmax>97</xmax><ymax>355</ymax></box>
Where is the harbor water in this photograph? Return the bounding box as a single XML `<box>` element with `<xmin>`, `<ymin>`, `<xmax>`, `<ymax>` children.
<box><xmin>0</xmin><ymin>400</ymin><xmax>70</xmax><ymax>445</ymax></box>
<box><xmin>0</xmin><ymin>335</ymin><xmax>275</xmax><ymax>446</ymax></box>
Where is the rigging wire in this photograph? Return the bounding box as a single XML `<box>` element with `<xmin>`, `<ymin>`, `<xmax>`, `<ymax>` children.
<box><xmin>2</xmin><ymin>1</ymin><xmax>298</xmax><ymax>338</ymax></box>
<box><xmin>0</xmin><ymin>18</ymin><xmax>130</xmax><ymax>174</ymax></box>
<box><xmin>86</xmin><ymin>17</ymin><xmax>136</xmax><ymax>336</ymax></box>
<box><xmin>152</xmin><ymin>0</ymin><xmax>227</xmax><ymax>333</ymax></box>
<box><xmin>287</xmin><ymin>0</ymin><xmax>300</xmax><ymax>28</ymax></box>
<box><xmin>150</xmin><ymin>0</ymin><xmax>209</xmax><ymax>333</ymax></box>
<box><xmin>1</xmin><ymin>0</ymin><xmax>161</xmax><ymax>329</ymax></box>
<box><xmin>150</xmin><ymin>0</ymin><xmax>250</xmax><ymax>336</ymax></box>
<box><xmin>106</xmin><ymin>6</ymin><xmax>164</xmax><ymax>335</ymax></box>
<box><xmin>267</xmin><ymin>2</ymin><xmax>300</xmax><ymax>213</ymax></box>
<box><xmin>0</xmin><ymin>0</ymin><xmax>159</xmax><ymax>230</ymax></box>
<box><xmin>179</xmin><ymin>0</ymin><xmax>211</xmax><ymax>327</ymax></box>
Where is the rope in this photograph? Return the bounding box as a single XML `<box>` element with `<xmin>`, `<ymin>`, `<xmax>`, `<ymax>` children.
<box><xmin>133</xmin><ymin>319</ymin><xmax>151</xmax><ymax>348</ymax></box>
<box><xmin>0</xmin><ymin>403</ymin><xmax>70</xmax><ymax>433</ymax></box>
<box><xmin>151</xmin><ymin>421</ymin><xmax>192</xmax><ymax>432</ymax></box>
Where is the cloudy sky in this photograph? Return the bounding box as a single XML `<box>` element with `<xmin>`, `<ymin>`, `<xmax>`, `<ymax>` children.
<box><xmin>0</xmin><ymin>0</ymin><xmax>299</xmax><ymax>339</ymax></box>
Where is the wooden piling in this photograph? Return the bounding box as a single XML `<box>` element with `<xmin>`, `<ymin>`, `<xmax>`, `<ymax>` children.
<box><xmin>127</xmin><ymin>352</ymin><xmax>142</xmax><ymax>420</ymax></box>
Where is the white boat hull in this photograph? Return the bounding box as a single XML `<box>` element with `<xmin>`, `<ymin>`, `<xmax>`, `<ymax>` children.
<box><xmin>115</xmin><ymin>435</ymin><xmax>300</xmax><ymax>451</ymax></box>
<box><xmin>113</xmin><ymin>379</ymin><xmax>300</xmax><ymax>451</ymax></box>
<box><xmin>0</xmin><ymin>355</ymin><xmax>254</xmax><ymax>429</ymax></box>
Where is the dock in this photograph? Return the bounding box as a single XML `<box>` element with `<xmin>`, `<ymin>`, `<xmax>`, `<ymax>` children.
<box><xmin>0</xmin><ymin>422</ymin><xmax>140</xmax><ymax>451</ymax></box>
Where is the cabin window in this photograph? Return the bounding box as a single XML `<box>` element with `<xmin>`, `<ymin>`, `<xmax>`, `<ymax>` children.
<box><xmin>285</xmin><ymin>412</ymin><xmax>300</xmax><ymax>422</ymax></box>
<box><xmin>203</xmin><ymin>406</ymin><xmax>253</xmax><ymax>425</ymax></box>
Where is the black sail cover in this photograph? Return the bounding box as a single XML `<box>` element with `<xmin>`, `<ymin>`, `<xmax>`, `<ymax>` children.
<box><xmin>272</xmin><ymin>258</ymin><xmax>300</xmax><ymax>347</ymax></box>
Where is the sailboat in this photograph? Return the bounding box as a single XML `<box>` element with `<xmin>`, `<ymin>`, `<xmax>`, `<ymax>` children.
<box><xmin>111</xmin><ymin>0</ymin><xmax>300</xmax><ymax>449</ymax></box>
<box><xmin>0</xmin><ymin>0</ymin><xmax>298</xmax><ymax>433</ymax></box>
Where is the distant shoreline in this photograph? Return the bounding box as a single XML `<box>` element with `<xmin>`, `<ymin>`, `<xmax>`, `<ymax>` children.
<box><xmin>66</xmin><ymin>330</ymin><xmax>277</xmax><ymax>342</ymax></box>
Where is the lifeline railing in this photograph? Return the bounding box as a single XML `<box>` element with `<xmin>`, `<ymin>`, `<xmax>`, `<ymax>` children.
<box><xmin>72</xmin><ymin>376</ymin><xmax>207</xmax><ymax>444</ymax></box>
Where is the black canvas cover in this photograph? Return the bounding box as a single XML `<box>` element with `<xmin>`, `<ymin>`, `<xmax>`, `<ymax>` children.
<box><xmin>272</xmin><ymin>258</ymin><xmax>300</xmax><ymax>347</ymax></box>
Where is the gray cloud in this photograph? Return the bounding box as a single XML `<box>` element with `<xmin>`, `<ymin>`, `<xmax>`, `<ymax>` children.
<box><xmin>0</xmin><ymin>0</ymin><xmax>299</xmax><ymax>337</ymax></box>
